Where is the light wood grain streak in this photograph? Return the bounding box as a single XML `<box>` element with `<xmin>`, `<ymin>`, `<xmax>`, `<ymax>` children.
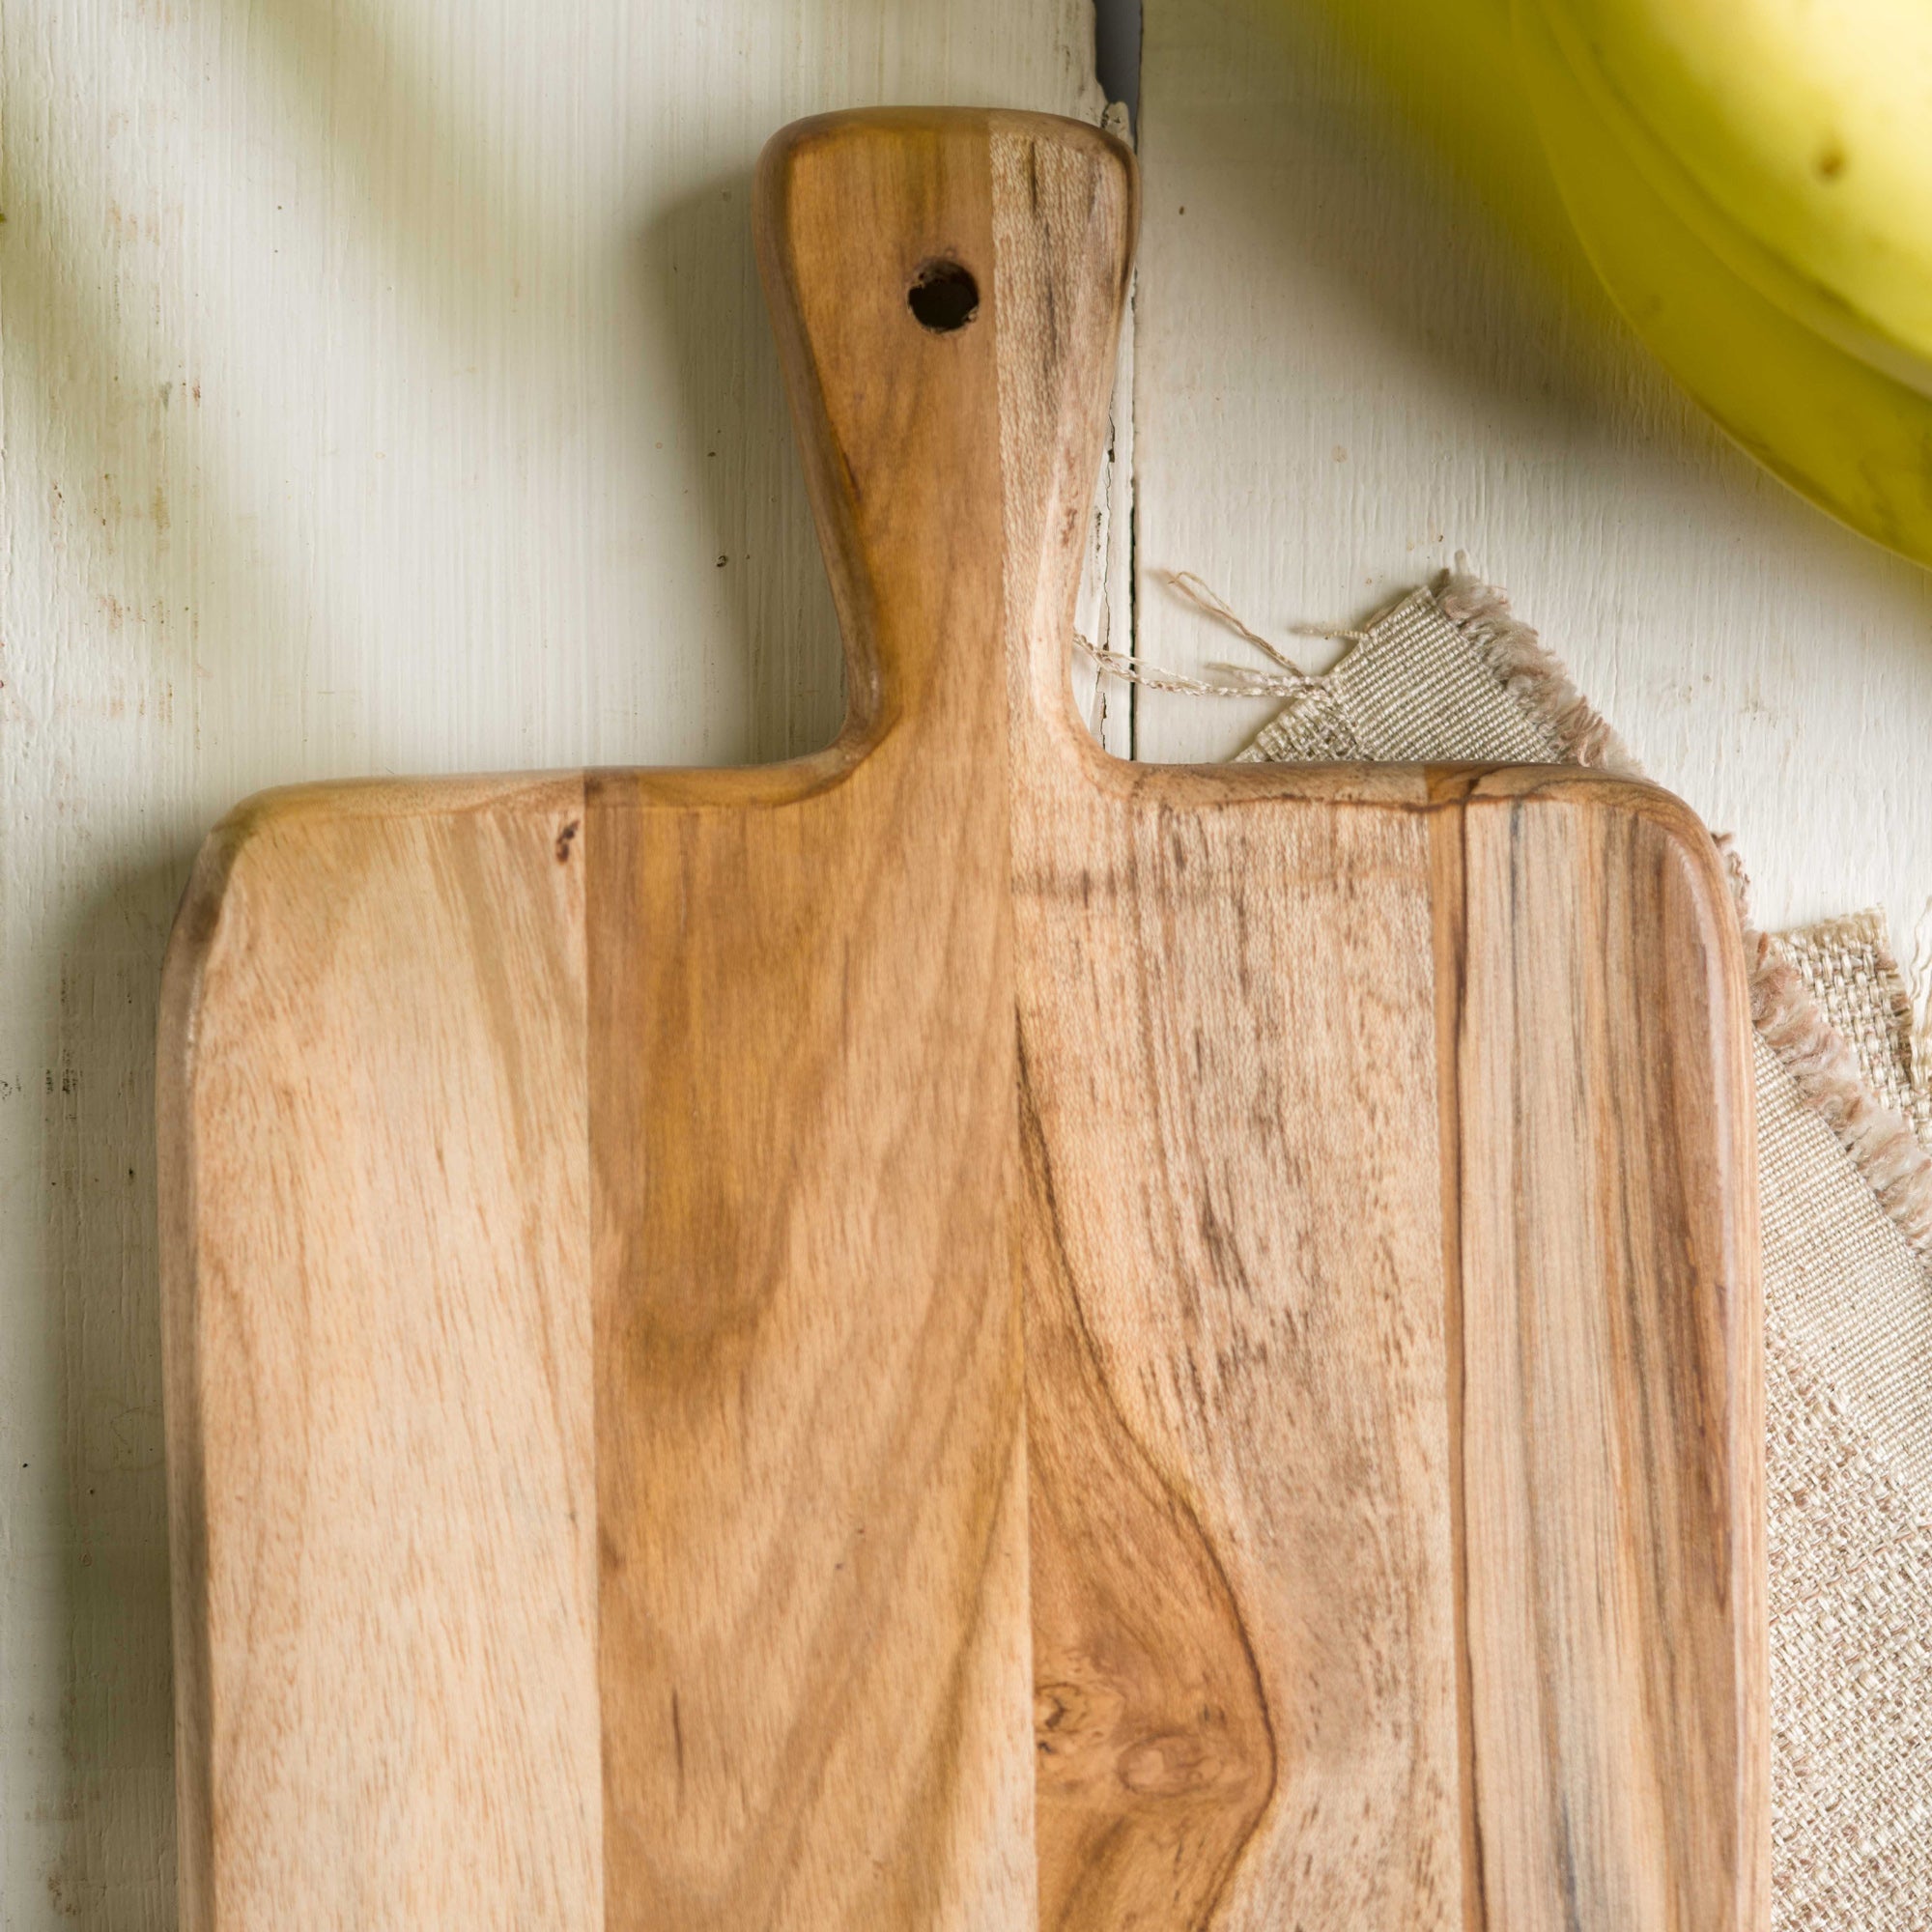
<box><xmin>1451</xmin><ymin>786</ymin><xmax>1765</xmax><ymax>1931</ymax></box>
<box><xmin>1427</xmin><ymin>770</ymin><xmax>1490</xmax><ymax>1932</ymax></box>
<box><xmin>160</xmin><ymin>783</ymin><xmax>600</xmax><ymax>1928</ymax></box>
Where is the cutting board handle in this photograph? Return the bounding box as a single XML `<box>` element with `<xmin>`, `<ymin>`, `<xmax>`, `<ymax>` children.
<box><xmin>756</xmin><ymin>109</ymin><xmax>1138</xmax><ymax>753</ymax></box>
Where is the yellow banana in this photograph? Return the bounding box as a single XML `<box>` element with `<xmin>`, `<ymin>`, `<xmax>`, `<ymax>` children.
<box><xmin>1515</xmin><ymin>0</ymin><xmax>1932</xmax><ymax>568</ymax></box>
<box><xmin>1525</xmin><ymin>0</ymin><xmax>1932</xmax><ymax>383</ymax></box>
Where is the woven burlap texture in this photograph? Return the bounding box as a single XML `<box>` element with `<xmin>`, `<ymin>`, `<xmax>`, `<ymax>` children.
<box><xmin>1236</xmin><ymin>575</ymin><xmax>1932</xmax><ymax>1929</ymax></box>
<box><xmin>1779</xmin><ymin>912</ymin><xmax>1932</xmax><ymax>1158</ymax></box>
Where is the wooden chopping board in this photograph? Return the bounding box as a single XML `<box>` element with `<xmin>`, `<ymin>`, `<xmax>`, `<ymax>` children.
<box><xmin>158</xmin><ymin>108</ymin><xmax>1765</xmax><ymax>1931</ymax></box>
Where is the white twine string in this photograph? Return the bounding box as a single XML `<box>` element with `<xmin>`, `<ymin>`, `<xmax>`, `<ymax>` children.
<box><xmin>1083</xmin><ymin>558</ymin><xmax>1932</xmax><ymax>1254</ymax></box>
<box><xmin>1075</xmin><ymin>570</ymin><xmax>1352</xmax><ymax>699</ymax></box>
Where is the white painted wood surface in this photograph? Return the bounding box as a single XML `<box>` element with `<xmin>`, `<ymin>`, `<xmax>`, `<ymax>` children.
<box><xmin>1129</xmin><ymin>0</ymin><xmax>1932</xmax><ymax>976</ymax></box>
<box><xmin>0</xmin><ymin>7</ymin><xmax>1098</xmax><ymax>1921</ymax></box>
<box><xmin>5</xmin><ymin>0</ymin><xmax>1930</xmax><ymax>1920</ymax></box>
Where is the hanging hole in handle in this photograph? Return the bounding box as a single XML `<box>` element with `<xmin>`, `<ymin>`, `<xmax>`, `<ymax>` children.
<box><xmin>907</xmin><ymin>259</ymin><xmax>980</xmax><ymax>333</ymax></box>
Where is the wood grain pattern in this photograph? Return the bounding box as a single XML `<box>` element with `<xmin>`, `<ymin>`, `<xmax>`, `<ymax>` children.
<box><xmin>1447</xmin><ymin>779</ymin><xmax>1767</xmax><ymax>1932</ymax></box>
<box><xmin>584</xmin><ymin>114</ymin><xmax>1042</xmax><ymax>1932</ymax></box>
<box><xmin>160</xmin><ymin>106</ymin><xmax>1764</xmax><ymax>1932</ymax></box>
<box><xmin>159</xmin><ymin>109</ymin><xmax>1125</xmax><ymax>1931</ymax></box>
<box><xmin>1010</xmin><ymin>769</ymin><xmax>1468</xmax><ymax>1928</ymax></box>
<box><xmin>1007</xmin><ymin>757</ymin><xmax>1763</xmax><ymax>1931</ymax></box>
<box><xmin>159</xmin><ymin>779</ymin><xmax>601</xmax><ymax>1928</ymax></box>
<box><xmin>990</xmin><ymin>128</ymin><xmax>1762</xmax><ymax>1929</ymax></box>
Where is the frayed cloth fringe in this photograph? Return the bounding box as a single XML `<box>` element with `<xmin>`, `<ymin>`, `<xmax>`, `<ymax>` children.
<box><xmin>1094</xmin><ymin>560</ymin><xmax>1932</xmax><ymax>1259</ymax></box>
<box><xmin>1428</xmin><ymin>568</ymin><xmax>1932</xmax><ymax>1257</ymax></box>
